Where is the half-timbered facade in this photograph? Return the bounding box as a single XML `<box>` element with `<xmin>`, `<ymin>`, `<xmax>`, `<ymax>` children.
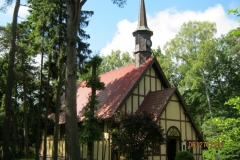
<box><xmin>41</xmin><ymin>0</ymin><xmax>203</xmax><ymax>159</ymax></box>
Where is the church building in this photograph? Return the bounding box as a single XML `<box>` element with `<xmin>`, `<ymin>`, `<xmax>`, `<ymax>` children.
<box><xmin>42</xmin><ymin>0</ymin><xmax>204</xmax><ymax>159</ymax></box>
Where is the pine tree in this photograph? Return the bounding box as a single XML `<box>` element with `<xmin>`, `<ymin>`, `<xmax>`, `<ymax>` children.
<box><xmin>1</xmin><ymin>0</ymin><xmax>20</xmax><ymax>159</ymax></box>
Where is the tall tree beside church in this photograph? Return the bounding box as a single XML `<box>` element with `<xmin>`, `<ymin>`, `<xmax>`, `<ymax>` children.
<box><xmin>25</xmin><ymin>0</ymin><xmax>94</xmax><ymax>158</ymax></box>
<box><xmin>0</xmin><ymin>0</ymin><xmax>20</xmax><ymax>159</ymax></box>
<box><xmin>65</xmin><ymin>0</ymin><xmax>126</xmax><ymax>158</ymax></box>
<box><xmin>65</xmin><ymin>0</ymin><xmax>87</xmax><ymax>159</ymax></box>
<box><xmin>80</xmin><ymin>56</ymin><xmax>104</xmax><ymax>160</ymax></box>
<box><xmin>164</xmin><ymin>21</ymin><xmax>216</xmax><ymax>121</ymax></box>
<box><xmin>100</xmin><ymin>50</ymin><xmax>134</xmax><ymax>73</ymax></box>
<box><xmin>153</xmin><ymin>46</ymin><xmax>179</xmax><ymax>87</ymax></box>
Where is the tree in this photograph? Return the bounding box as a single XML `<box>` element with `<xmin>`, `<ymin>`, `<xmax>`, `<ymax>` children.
<box><xmin>202</xmin><ymin>97</ymin><xmax>240</xmax><ymax>160</ymax></box>
<box><xmin>1</xmin><ymin>0</ymin><xmax>20</xmax><ymax>159</ymax></box>
<box><xmin>153</xmin><ymin>46</ymin><xmax>179</xmax><ymax>87</ymax></box>
<box><xmin>80</xmin><ymin>55</ymin><xmax>105</xmax><ymax>160</ymax></box>
<box><xmin>99</xmin><ymin>50</ymin><xmax>134</xmax><ymax>73</ymax></box>
<box><xmin>64</xmin><ymin>1</ymin><xmax>127</xmax><ymax>159</ymax></box>
<box><xmin>228</xmin><ymin>8</ymin><xmax>240</xmax><ymax>37</ymax></box>
<box><xmin>0</xmin><ymin>21</ymin><xmax>40</xmax><ymax>159</ymax></box>
<box><xmin>213</xmin><ymin>97</ymin><xmax>240</xmax><ymax>142</ymax></box>
<box><xmin>109</xmin><ymin>112</ymin><xmax>166</xmax><ymax>160</ymax></box>
<box><xmin>25</xmin><ymin>0</ymin><xmax>94</xmax><ymax>158</ymax></box>
<box><xmin>65</xmin><ymin>0</ymin><xmax>88</xmax><ymax>159</ymax></box>
<box><xmin>209</xmin><ymin>34</ymin><xmax>240</xmax><ymax>117</ymax></box>
<box><xmin>164</xmin><ymin>21</ymin><xmax>217</xmax><ymax>122</ymax></box>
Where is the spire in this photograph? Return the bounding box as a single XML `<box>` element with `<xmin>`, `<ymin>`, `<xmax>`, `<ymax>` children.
<box><xmin>135</xmin><ymin>0</ymin><xmax>151</xmax><ymax>32</ymax></box>
<box><xmin>133</xmin><ymin>0</ymin><xmax>153</xmax><ymax>68</ymax></box>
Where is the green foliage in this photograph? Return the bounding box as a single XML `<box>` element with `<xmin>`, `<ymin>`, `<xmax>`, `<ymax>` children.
<box><xmin>80</xmin><ymin>55</ymin><xmax>105</xmax><ymax>144</ymax></box>
<box><xmin>174</xmin><ymin>151</ymin><xmax>195</xmax><ymax>160</ymax></box>
<box><xmin>203</xmin><ymin>97</ymin><xmax>240</xmax><ymax>160</ymax></box>
<box><xmin>109</xmin><ymin>112</ymin><xmax>166</xmax><ymax>160</ymax></box>
<box><xmin>84</xmin><ymin>56</ymin><xmax>105</xmax><ymax>90</ymax></box>
<box><xmin>228</xmin><ymin>8</ymin><xmax>240</xmax><ymax>36</ymax></box>
<box><xmin>201</xmin><ymin>119</ymin><xmax>219</xmax><ymax>142</ymax></box>
<box><xmin>219</xmin><ymin>142</ymin><xmax>240</xmax><ymax>160</ymax></box>
<box><xmin>162</xmin><ymin>20</ymin><xmax>240</xmax><ymax>129</ymax></box>
<box><xmin>203</xmin><ymin>142</ymin><xmax>240</xmax><ymax>160</ymax></box>
<box><xmin>225</xmin><ymin>97</ymin><xmax>240</xmax><ymax>110</ymax></box>
<box><xmin>163</xmin><ymin>21</ymin><xmax>217</xmax><ymax>124</ymax></box>
<box><xmin>213</xmin><ymin>97</ymin><xmax>240</xmax><ymax>142</ymax></box>
<box><xmin>0</xmin><ymin>0</ymin><xmax>94</xmax><ymax>158</ymax></box>
<box><xmin>79</xmin><ymin>101</ymin><xmax>103</xmax><ymax>143</ymax></box>
<box><xmin>99</xmin><ymin>50</ymin><xmax>134</xmax><ymax>73</ymax></box>
<box><xmin>153</xmin><ymin>46</ymin><xmax>179</xmax><ymax>87</ymax></box>
<box><xmin>228</xmin><ymin>8</ymin><xmax>239</xmax><ymax>16</ymax></box>
<box><xmin>202</xmin><ymin>149</ymin><xmax>216</xmax><ymax>160</ymax></box>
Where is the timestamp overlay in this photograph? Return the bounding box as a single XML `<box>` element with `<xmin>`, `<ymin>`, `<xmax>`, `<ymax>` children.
<box><xmin>188</xmin><ymin>142</ymin><xmax>224</xmax><ymax>148</ymax></box>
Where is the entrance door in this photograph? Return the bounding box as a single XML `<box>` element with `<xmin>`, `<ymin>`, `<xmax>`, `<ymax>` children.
<box><xmin>167</xmin><ymin>138</ymin><xmax>176</xmax><ymax>160</ymax></box>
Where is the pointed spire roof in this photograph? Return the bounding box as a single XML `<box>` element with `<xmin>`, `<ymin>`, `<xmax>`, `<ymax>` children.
<box><xmin>134</xmin><ymin>0</ymin><xmax>152</xmax><ymax>32</ymax></box>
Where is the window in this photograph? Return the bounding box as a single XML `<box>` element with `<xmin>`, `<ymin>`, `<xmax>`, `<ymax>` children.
<box><xmin>167</xmin><ymin>126</ymin><xmax>180</xmax><ymax>137</ymax></box>
<box><xmin>153</xmin><ymin>142</ymin><xmax>160</xmax><ymax>155</ymax></box>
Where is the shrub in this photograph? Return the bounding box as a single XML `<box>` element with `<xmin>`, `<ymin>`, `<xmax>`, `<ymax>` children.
<box><xmin>109</xmin><ymin>111</ymin><xmax>166</xmax><ymax>160</ymax></box>
<box><xmin>175</xmin><ymin>151</ymin><xmax>195</xmax><ymax>160</ymax></box>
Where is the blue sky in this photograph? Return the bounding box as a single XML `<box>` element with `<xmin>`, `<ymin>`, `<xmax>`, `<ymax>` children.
<box><xmin>0</xmin><ymin>0</ymin><xmax>239</xmax><ymax>55</ymax></box>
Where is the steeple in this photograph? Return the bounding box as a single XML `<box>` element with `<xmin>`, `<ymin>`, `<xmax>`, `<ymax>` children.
<box><xmin>136</xmin><ymin>0</ymin><xmax>151</xmax><ymax>31</ymax></box>
<box><xmin>133</xmin><ymin>0</ymin><xmax>153</xmax><ymax>67</ymax></box>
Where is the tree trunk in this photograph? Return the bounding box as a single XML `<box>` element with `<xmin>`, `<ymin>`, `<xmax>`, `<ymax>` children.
<box><xmin>87</xmin><ymin>142</ymin><xmax>94</xmax><ymax>160</ymax></box>
<box><xmin>53</xmin><ymin>47</ymin><xmax>64</xmax><ymax>160</ymax></box>
<box><xmin>22</xmin><ymin>50</ymin><xmax>29</xmax><ymax>158</ymax></box>
<box><xmin>12</xmin><ymin>95</ymin><xmax>18</xmax><ymax>156</ymax></box>
<box><xmin>200</xmin><ymin>70</ymin><xmax>213</xmax><ymax>119</ymax></box>
<box><xmin>65</xmin><ymin>0</ymin><xmax>87</xmax><ymax>159</ymax></box>
<box><xmin>53</xmin><ymin>7</ymin><xmax>63</xmax><ymax>159</ymax></box>
<box><xmin>2</xmin><ymin>0</ymin><xmax>20</xmax><ymax>159</ymax></box>
<box><xmin>36</xmin><ymin>52</ymin><xmax>44</xmax><ymax>160</ymax></box>
<box><xmin>87</xmin><ymin>62</ymin><xmax>97</xmax><ymax>160</ymax></box>
<box><xmin>43</xmin><ymin>53</ymin><xmax>52</xmax><ymax>160</ymax></box>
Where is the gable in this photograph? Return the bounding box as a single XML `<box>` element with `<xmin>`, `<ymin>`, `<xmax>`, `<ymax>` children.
<box><xmin>51</xmin><ymin>57</ymin><xmax>158</xmax><ymax>124</ymax></box>
<box><xmin>157</xmin><ymin>92</ymin><xmax>203</xmax><ymax>142</ymax></box>
<box><xmin>119</xmin><ymin>61</ymin><xmax>203</xmax><ymax>142</ymax></box>
<box><xmin>51</xmin><ymin>56</ymin><xmax>202</xmax><ymax>143</ymax></box>
<box><xmin>119</xmin><ymin>64</ymin><xmax>169</xmax><ymax>114</ymax></box>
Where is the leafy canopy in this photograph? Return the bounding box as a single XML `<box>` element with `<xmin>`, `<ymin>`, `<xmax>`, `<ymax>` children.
<box><xmin>109</xmin><ymin>111</ymin><xmax>166</xmax><ymax>160</ymax></box>
<box><xmin>174</xmin><ymin>151</ymin><xmax>195</xmax><ymax>160</ymax></box>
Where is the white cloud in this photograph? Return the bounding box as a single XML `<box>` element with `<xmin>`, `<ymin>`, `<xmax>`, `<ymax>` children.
<box><xmin>100</xmin><ymin>19</ymin><xmax>137</xmax><ymax>56</ymax></box>
<box><xmin>19</xmin><ymin>5</ymin><xmax>29</xmax><ymax>20</ymax></box>
<box><xmin>100</xmin><ymin>4</ymin><xmax>239</xmax><ymax>55</ymax></box>
<box><xmin>0</xmin><ymin>2</ymin><xmax>29</xmax><ymax>23</ymax></box>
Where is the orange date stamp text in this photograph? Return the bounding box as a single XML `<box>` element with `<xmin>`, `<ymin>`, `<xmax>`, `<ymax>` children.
<box><xmin>188</xmin><ymin>141</ymin><xmax>224</xmax><ymax>148</ymax></box>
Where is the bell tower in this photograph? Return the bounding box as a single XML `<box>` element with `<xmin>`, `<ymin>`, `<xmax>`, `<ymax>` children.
<box><xmin>133</xmin><ymin>0</ymin><xmax>153</xmax><ymax>67</ymax></box>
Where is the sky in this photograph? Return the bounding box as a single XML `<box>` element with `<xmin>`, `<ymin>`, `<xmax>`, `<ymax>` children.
<box><xmin>0</xmin><ymin>0</ymin><xmax>239</xmax><ymax>56</ymax></box>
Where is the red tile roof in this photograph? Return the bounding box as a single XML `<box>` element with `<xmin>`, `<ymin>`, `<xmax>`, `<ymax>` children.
<box><xmin>52</xmin><ymin>57</ymin><xmax>155</xmax><ymax>124</ymax></box>
<box><xmin>48</xmin><ymin>57</ymin><xmax>204</xmax><ymax>142</ymax></box>
<box><xmin>136</xmin><ymin>88</ymin><xmax>176</xmax><ymax>120</ymax></box>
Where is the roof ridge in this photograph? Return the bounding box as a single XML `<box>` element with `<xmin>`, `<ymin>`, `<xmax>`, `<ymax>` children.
<box><xmin>99</xmin><ymin>56</ymin><xmax>155</xmax><ymax>77</ymax></box>
<box><xmin>76</xmin><ymin>63</ymin><xmax>136</xmax><ymax>88</ymax></box>
<box><xmin>99</xmin><ymin>63</ymin><xmax>135</xmax><ymax>76</ymax></box>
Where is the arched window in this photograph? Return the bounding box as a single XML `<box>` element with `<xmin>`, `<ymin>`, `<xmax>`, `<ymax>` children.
<box><xmin>167</xmin><ymin>126</ymin><xmax>180</xmax><ymax>137</ymax></box>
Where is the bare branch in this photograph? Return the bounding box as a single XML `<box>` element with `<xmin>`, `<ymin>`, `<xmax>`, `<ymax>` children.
<box><xmin>0</xmin><ymin>0</ymin><xmax>13</xmax><ymax>13</ymax></box>
<box><xmin>111</xmin><ymin>0</ymin><xmax>127</xmax><ymax>8</ymax></box>
<box><xmin>80</xmin><ymin>0</ymin><xmax>87</xmax><ymax>8</ymax></box>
